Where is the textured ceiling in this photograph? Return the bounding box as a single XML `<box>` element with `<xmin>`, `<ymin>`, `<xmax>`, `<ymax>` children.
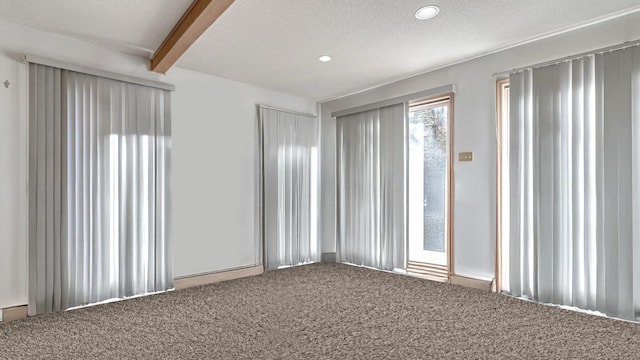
<box><xmin>0</xmin><ymin>0</ymin><xmax>192</xmax><ymax>56</ymax></box>
<box><xmin>178</xmin><ymin>0</ymin><xmax>640</xmax><ymax>100</ymax></box>
<box><xmin>1</xmin><ymin>1</ymin><xmax>640</xmax><ymax>100</ymax></box>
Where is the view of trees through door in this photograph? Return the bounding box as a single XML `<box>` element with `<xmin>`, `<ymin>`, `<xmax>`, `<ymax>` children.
<box><xmin>407</xmin><ymin>95</ymin><xmax>452</xmax><ymax>280</ymax></box>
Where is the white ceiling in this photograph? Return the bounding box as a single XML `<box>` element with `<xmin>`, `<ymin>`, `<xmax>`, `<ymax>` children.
<box><xmin>0</xmin><ymin>0</ymin><xmax>192</xmax><ymax>56</ymax></box>
<box><xmin>1</xmin><ymin>1</ymin><xmax>640</xmax><ymax>101</ymax></box>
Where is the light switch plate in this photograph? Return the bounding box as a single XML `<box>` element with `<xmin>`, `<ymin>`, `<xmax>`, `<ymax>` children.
<box><xmin>459</xmin><ymin>152</ymin><xmax>473</xmax><ymax>162</ymax></box>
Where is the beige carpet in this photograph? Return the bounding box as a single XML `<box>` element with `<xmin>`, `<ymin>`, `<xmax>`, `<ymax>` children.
<box><xmin>2</xmin><ymin>263</ymin><xmax>640</xmax><ymax>359</ymax></box>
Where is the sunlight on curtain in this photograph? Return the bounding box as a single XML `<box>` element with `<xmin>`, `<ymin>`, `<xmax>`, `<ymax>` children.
<box><xmin>258</xmin><ymin>107</ymin><xmax>319</xmax><ymax>270</ymax></box>
<box><xmin>28</xmin><ymin>64</ymin><xmax>172</xmax><ymax>315</ymax></box>
<box><xmin>504</xmin><ymin>45</ymin><xmax>640</xmax><ymax>321</ymax></box>
<box><xmin>336</xmin><ymin>104</ymin><xmax>405</xmax><ymax>271</ymax></box>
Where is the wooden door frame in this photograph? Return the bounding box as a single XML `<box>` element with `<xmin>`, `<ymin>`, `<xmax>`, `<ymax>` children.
<box><xmin>495</xmin><ymin>78</ymin><xmax>509</xmax><ymax>292</ymax></box>
<box><xmin>404</xmin><ymin>93</ymin><xmax>454</xmax><ymax>278</ymax></box>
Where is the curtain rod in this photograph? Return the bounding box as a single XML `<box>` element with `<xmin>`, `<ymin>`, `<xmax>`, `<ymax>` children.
<box><xmin>492</xmin><ymin>39</ymin><xmax>640</xmax><ymax>77</ymax></box>
<box><xmin>258</xmin><ymin>104</ymin><xmax>317</xmax><ymax>118</ymax></box>
<box><xmin>23</xmin><ymin>54</ymin><xmax>175</xmax><ymax>91</ymax></box>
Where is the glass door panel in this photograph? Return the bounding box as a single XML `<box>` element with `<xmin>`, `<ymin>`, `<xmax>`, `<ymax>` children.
<box><xmin>408</xmin><ymin>99</ymin><xmax>450</xmax><ymax>266</ymax></box>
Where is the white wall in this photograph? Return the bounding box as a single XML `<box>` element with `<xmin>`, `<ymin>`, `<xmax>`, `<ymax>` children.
<box><xmin>0</xmin><ymin>49</ymin><xmax>27</xmax><ymax>310</ymax></box>
<box><xmin>3</xmin><ymin>9</ymin><xmax>640</xmax><ymax>309</ymax></box>
<box><xmin>168</xmin><ymin>68</ymin><xmax>316</xmax><ymax>277</ymax></box>
<box><xmin>0</xmin><ymin>20</ymin><xmax>316</xmax><ymax>308</ymax></box>
<box><xmin>320</xmin><ymin>10</ymin><xmax>640</xmax><ymax>280</ymax></box>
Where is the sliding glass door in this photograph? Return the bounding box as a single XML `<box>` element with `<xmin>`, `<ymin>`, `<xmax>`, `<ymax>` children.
<box><xmin>407</xmin><ymin>96</ymin><xmax>452</xmax><ymax>273</ymax></box>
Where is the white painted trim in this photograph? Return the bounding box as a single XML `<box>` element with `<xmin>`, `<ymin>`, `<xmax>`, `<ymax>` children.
<box><xmin>174</xmin><ymin>265</ymin><xmax>264</xmax><ymax>290</ymax></box>
<box><xmin>24</xmin><ymin>54</ymin><xmax>175</xmax><ymax>91</ymax></box>
<box><xmin>493</xmin><ymin>39</ymin><xmax>640</xmax><ymax>76</ymax></box>
<box><xmin>330</xmin><ymin>84</ymin><xmax>454</xmax><ymax>118</ymax></box>
<box><xmin>258</xmin><ymin>104</ymin><xmax>317</xmax><ymax>118</ymax></box>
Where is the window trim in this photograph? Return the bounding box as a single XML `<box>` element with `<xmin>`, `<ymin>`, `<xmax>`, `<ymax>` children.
<box><xmin>495</xmin><ymin>78</ymin><xmax>509</xmax><ymax>292</ymax></box>
<box><xmin>405</xmin><ymin>92</ymin><xmax>454</xmax><ymax>278</ymax></box>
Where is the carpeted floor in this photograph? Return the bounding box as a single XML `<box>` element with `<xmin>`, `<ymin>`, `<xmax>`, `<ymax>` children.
<box><xmin>2</xmin><ymin>263</ymin><xmax>640</xmax><ymax>359</ymax></box>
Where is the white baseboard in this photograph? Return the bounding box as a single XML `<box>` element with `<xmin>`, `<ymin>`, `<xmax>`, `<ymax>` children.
<box><xmin>174</xmin><ymin>265</ymin><xmax>264</xmax><ymax>290</ymax></box>
<box><xmin>450</xmin><ymin>274</ymin><xmax>492</xmax><ymax>291</ymax></box>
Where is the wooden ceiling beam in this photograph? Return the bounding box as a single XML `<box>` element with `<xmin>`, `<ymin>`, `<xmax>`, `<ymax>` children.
<box><xmin>150</xmin><ymin>0</ymin><xmax>235</xmax><ymax>74</ymax></box>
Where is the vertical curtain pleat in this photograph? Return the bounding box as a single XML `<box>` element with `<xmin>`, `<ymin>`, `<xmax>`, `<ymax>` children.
<box><xmin>336</xmin><ymin>103</ymin><xmax>405</xmax><ymax>271</ymax></box>
<box><xmin>156</xmin><ymin>90</ymin><xmax>172</xmax><ymax>291</ymax></box>
<box><xmin>507</xmin><ymin>45</ymin><xmax>640</xmax><ymax>321</ymax></box>
<box><xmin>259</xmin><ymin>107</ymin><xmax>319</xmax><ymax>270</ymax></box>
<box><xmin>633</xmin><ymin>47</ymin><xmax>640</xmax><ymax>320</ymax></box>
<box><xmin>29</xmin><ymin>65</ymin><xmax>66</xmax><ymax>315</ymax></box>
<box><xmin>29</xmin><ymin>64</ymin><xmax>172</xmax><ymax>315</ymax></box>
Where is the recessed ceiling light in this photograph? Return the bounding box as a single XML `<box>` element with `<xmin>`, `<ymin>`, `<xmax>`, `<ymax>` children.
<box><xmin>318</xmin><ymin>55</ymin><xmax>332</xmax><ymax>62</ymax></box>
<box><xmin>415</xmin><ymin>5</ymin><xmax>440</xmax><ymax>20</ymax></box>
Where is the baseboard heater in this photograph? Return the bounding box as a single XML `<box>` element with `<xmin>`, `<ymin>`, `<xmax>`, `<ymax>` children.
<box><xmin>407</xmin><ymin>261</ymin><xmax>449</xmax><ymax>282</ymax></box>
<box><xmin>407</xmin><ymin>261</ymin><xmax>492</xmax><ymax>291</ymax></box>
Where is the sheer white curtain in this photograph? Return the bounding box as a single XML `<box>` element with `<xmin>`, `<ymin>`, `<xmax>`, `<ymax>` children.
<box><xmin>336</xmin><ymin>104</ymin><xmax>405</xmax><ymax>271</ymax></box>
<box><xmin>258</xmin><ymin>106</ymin><xmax>319</xmax><ymax>270</ymax></box>
<box><xmin>28</xmin><ymin>63</ymin><xmax>172</xmax><ymax>315</ymax></box>
<box><xmin>505</xmin><ymin>45</ymin><xmax>640</xmax><ymax>321</ymax></box>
